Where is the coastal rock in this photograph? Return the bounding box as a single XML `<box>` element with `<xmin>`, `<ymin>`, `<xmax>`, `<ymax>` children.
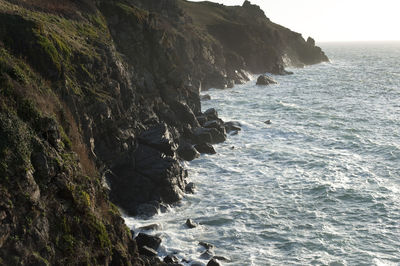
<box><xmin>213</xmin><ymin>255</ymin><xmax>230</xmax><ymax>262</ymax></box>
<box><xmin>135</xmin><ymin>233</ymin><xmax>162</xmax><ymax>250</ymax></box>
<box><xmin>224</xmin><ymin>121</ymin><xmax>242</xmax><ymax>133</ymax></box>
<box><xmin>185</xmin><ymin>182</ymin><xmax>196</xmax><ymax>193</ymax></box>
<box><xmin>186</xmin><ymin>219</ymin><xmax>198</xmax><ymax>228</ymax></box>
<box><xmin>256</xmin><ymin>75</ymin><xmax>277</xmax><ymax>85</ymax></box>
<box><xmin>177</xmin><ymin>142</ymin><xmax>200</xmax><ymax>161</ymax></box>
<box><xmin>164</xmin><ymin>255</ymin><xmax>179</xmax><ymax>264</ymax></box>
<box><xmin>207</xmin><ymin>258</ymin><xmax>221</xmax><ymax>266</ymax></box>
<box><xmin>204</xmin><ymin>108</ymin><xmax>219</xmax><ymax>120</ymax></box>
<box><xmin>199</xmin><ymin>242</ymin><xmax>214</xmax><ymax>250</ymax></box>
<box><xmin>139</xmin><ymin>246</ymin><xmax>158</xmax><ymax>257</ymax></box>
<box><xmin>194</xmin><ymin>143</ymin><xmax>216</xmax><ymax>155</ymax></box>
<box><xmin>139</xmin><ymin>224</ymin><xmax>162</xmax><ymax>231</ymax></box>
<box><xmin>138</xmin><ymin>123</ymin><xmax>178</xmax><ymax>157</ymax></box>
<box><xmin>200</xmin><ymin>250</ymin><xmax>215</xmax><ymax>260</ymax></box>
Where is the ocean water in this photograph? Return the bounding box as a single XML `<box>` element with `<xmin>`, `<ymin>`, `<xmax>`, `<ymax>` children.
<box><xmin>125</xmin><ymin>42</ymin><xmax>400</xmax><ymax>265</ymax></box>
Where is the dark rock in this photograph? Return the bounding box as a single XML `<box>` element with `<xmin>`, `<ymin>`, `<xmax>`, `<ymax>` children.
<box><xmin>224</xmin><ymin>121</ymin><xmax>241</xmax><ymax>133</ymax></box>
<box><xmin>164</xmin><ymin>255</ymin><xmax>179</xmax><ymax>264</ymax></box>
<box><xmin>227</xmin><ymin>79</ymin><xmax>235</xmax><ymax>88</ymax></box>
<box><xmin>135</xmin><ymin>233</ymin><xmax>162</xmax><ymax>250</ymax></box>
<box><xmin>139</xmin><ymin>224</ymin><xmax>161</xmax><ymax>231</ymax></box>
<box><xmin>207</xmin><ymin>258</ymin><xmax>221</xmax><ymax>266</ymax></box>
<box><xmin>194</xmin><ymin>143</ymin><xmax>216</xmax><ymax>155</ymax></box>
<box><xmin>185</xmin><ymin>219</ymin><xmax>198</xmax><ymax>228</ymax></box>
<box><xmin>138</xmin><ymin>123</ymin><xmax>177</xmax><ymax>157</ymax></box>
<box><xmin>136</xmin><ymin>203</ymin><xmax>159</xmax><ymax>217</ymax></box>
<box><xmin>204</xmin><ymin>108</ymin><xmax>218</xmax><ymax>120</ymax></box>
<box><xmin>139</xmin><ymin>246</ymin><xmax>158</xmax><ymax>257</ymax></box>
<box><xmin>256</xmin><ymin>75</ymin><xmax>277</xmax><ymax>85</ymax></box>
<box><xmin>177</xmin><ymin>142</ymin><xmax>200</xmax><ymax>161</ymax></box>
<box><xmin>204</xmin><ymin>120</ymin><xmax>222</xmax><ymax>129</ymax></box>
<box><xmin>200</xmin><ymin>94</ymin><xmax>211</xmax><ymax>101</ymax></box>
<box><xmin>307</xmin><ymin>36</ymin><xmax>316</xmax><ymax>46</ymax></box>
<box><xmin>199</xmin><ymin>242</ymin><xmax>214</xmax><ymax>250</ymax></box>
<box><xmin>213</xmin><ymin>256</ymin><xmax>230</xmax><ymax>262</ymax></box>
<box><xmin>196</xmin><ymin>115</ymin><xmax>208</xmax><ymax>126</ymax></box>
<box><xmin>193</xmin><ymin>128</ymin><xmax>226</xmax><ymax>144</ymax></box>
<box><xmin>109</xmin><ymin>143</ymin><xmax>187</xmax><ymax>216</ymax></box>
<box><xmin>200</xmin><ymin>250</ymin><xmax>215</xmax><ymax>260</ymax></box>
<box><xmin>264</xmin><ymin>120</ymin><xmax>272</xmax><ymax>125</ymax></box>
<box><xmin>185</xmin><ymin>182</ymin><xmax>196</xmax><ymax>193</ymax></box>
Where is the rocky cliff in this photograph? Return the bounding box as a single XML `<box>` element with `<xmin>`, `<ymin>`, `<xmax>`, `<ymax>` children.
<box><xmin>0</xmin><ymin>0</ymin><xmax>328</xmax><ymax>264</ymax></box>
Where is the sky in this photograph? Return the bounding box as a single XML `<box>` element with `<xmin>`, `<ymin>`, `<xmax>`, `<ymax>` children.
<box><xmin>188</xmin><ymin>0</ymin><xmax>400</xmax><ymax>42</ymax></box>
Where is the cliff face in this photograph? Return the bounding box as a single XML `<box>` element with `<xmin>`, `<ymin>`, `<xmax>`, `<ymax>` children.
<box><xmin>0</xmin><ymin>0</ymin><xmax>328</xmax><ymax>264</ymax></box>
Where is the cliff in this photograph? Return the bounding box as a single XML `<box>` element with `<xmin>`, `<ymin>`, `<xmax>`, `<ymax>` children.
<box><xmin>0</xmin><ymin>0</ymin><xmax>328</xmax><ymax>264</ymax></box>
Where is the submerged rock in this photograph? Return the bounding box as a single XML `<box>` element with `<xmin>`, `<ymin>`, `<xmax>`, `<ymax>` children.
<box><xmin>200</xmin><ymin>250</ymin><xmax>215</xmax><ymax>260</ymax></box>
<box><xmin>256</xmin><ymin>74</ymin><xmax>277</xmax><ymax>85</ymax></box>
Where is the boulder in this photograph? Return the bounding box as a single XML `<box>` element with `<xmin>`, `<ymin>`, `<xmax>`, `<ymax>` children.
<box><xmin>185</xmin><ymin>182</ymin><xmax>196</xmax><ymax>194</ymax></box>
<box><xmin>213</xmin><ymin>256</ymin><xmax>230</xmax><ymax>262</ymax></box>
<box><xmin>204</xmin><ymin>108</ymin><xmax>218</xmax><ymax>120</ymax></box>
<box><xmin>138</xmin><ymin>123</ymin><xmax>177</xmax><ymax>157</ymax></box>
<box><xmin>204</xmin><ymin>120</ymin><xmax>222</xmax><ymax>129</ymax></box>
<box><xmin>177</xmin><ymin>142</ymin><xmax>200</xmax><ymax>161</ymax></box>
<box><xmin>139</xmin><ymin>224</ymin><xmax>161</xmax><ymax>231</ymax></box>
<box><xmin>185</xmin><ymin>219</ymin><xmax>198</xmax><ymax>228</ymax></box>
<box><xmin>163</xmin><ymin>255</ymin><xmax>179</xmax><ymax>264</ymax></box>
<box><xmin>135</xmin><ymin>233</ymin><xmax>162</xmax><ymax>250</ymax></box>
<box><xmin>207</xmin><ymin>258</ymin><xmax>221</xmax><ymax>266</ymax></box>
<box><xmin>256</xmin><ymin>74</ymin><xmax>277</xmax><ymax>85</ymax></box>
<box><xmin>194</xmin><ymin>143</ymin><xmax>216</xmax><ymax>155</ymax></box>
<box><xmin>200</xmin><ymin>250</ymin><xmax>214</xmax><ymax>260</ymax></box>
<box><xmin>224</xmin><ymin>121</ymin><xmax>241</xmax><ymax>133</ymax></box>
<box><xmin>193</xmin><ymin>128</ymin><xmax>226</xmax><ymax>144</ymax></box>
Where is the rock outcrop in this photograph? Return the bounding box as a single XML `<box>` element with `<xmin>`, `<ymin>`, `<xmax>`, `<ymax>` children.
<box><xmin>0</xmin><ymin>0</ymin><xmax>329</xmax><ymax>264</ymax></box>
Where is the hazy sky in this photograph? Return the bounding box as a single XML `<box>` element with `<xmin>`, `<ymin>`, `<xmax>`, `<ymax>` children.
<box><xmin>188</xmin><ymin>0</ymin><xmax>400</xmax><ymax>42</ymax></box>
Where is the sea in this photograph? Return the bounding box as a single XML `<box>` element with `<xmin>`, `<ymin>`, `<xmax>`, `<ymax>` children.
<box><xmin>125</xmin><ymin>42</ymin><xmax>400</xmax><ymax>265</ymax></box>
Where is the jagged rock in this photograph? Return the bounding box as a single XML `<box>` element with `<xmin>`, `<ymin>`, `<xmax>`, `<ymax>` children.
<box><xmin>204</xmin><ymin>108</ymin><xmax>219</xmax><ymax>120</ymax></box>
<box><xmin>177</xmin><ymin>142</ymin><xmax>200</xmax><ymax>161</ymax></box>
<box><xmin>194</xmin><ymin>143</ymin><xmax>216</xmax><ymax>155</ymax></box>
<box><xmin>185</xmin><ymin>219</ymin><xmax>198</xmax><ymax>228</ymax></box>
<box><xmin>256</xmin><ymin>75</ymin><xmax>277</xmax><ymax>85</ymax></box>
<box><xmin>185</xmin><ymin>182</ymin><xmax>196</xmax><ymax>193</ymax></box>
<box><xmin>135</xmin><ymin>233</ymin><xmax>162</xmax><ymax>250</ymax></box>
<box><xmin>207</xmin><ymin>258</ymin><xmax>221</xmax><ymax>266</ymax></box>
<box><xmin>193</xmin><ymin>128</ymin><xmax>226</xmax><ymax>144</ymax></box>
<box><xmin>138</xmin><ymin>123</ymin><xmax>177</xmax><ymax>157</ymax></box>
